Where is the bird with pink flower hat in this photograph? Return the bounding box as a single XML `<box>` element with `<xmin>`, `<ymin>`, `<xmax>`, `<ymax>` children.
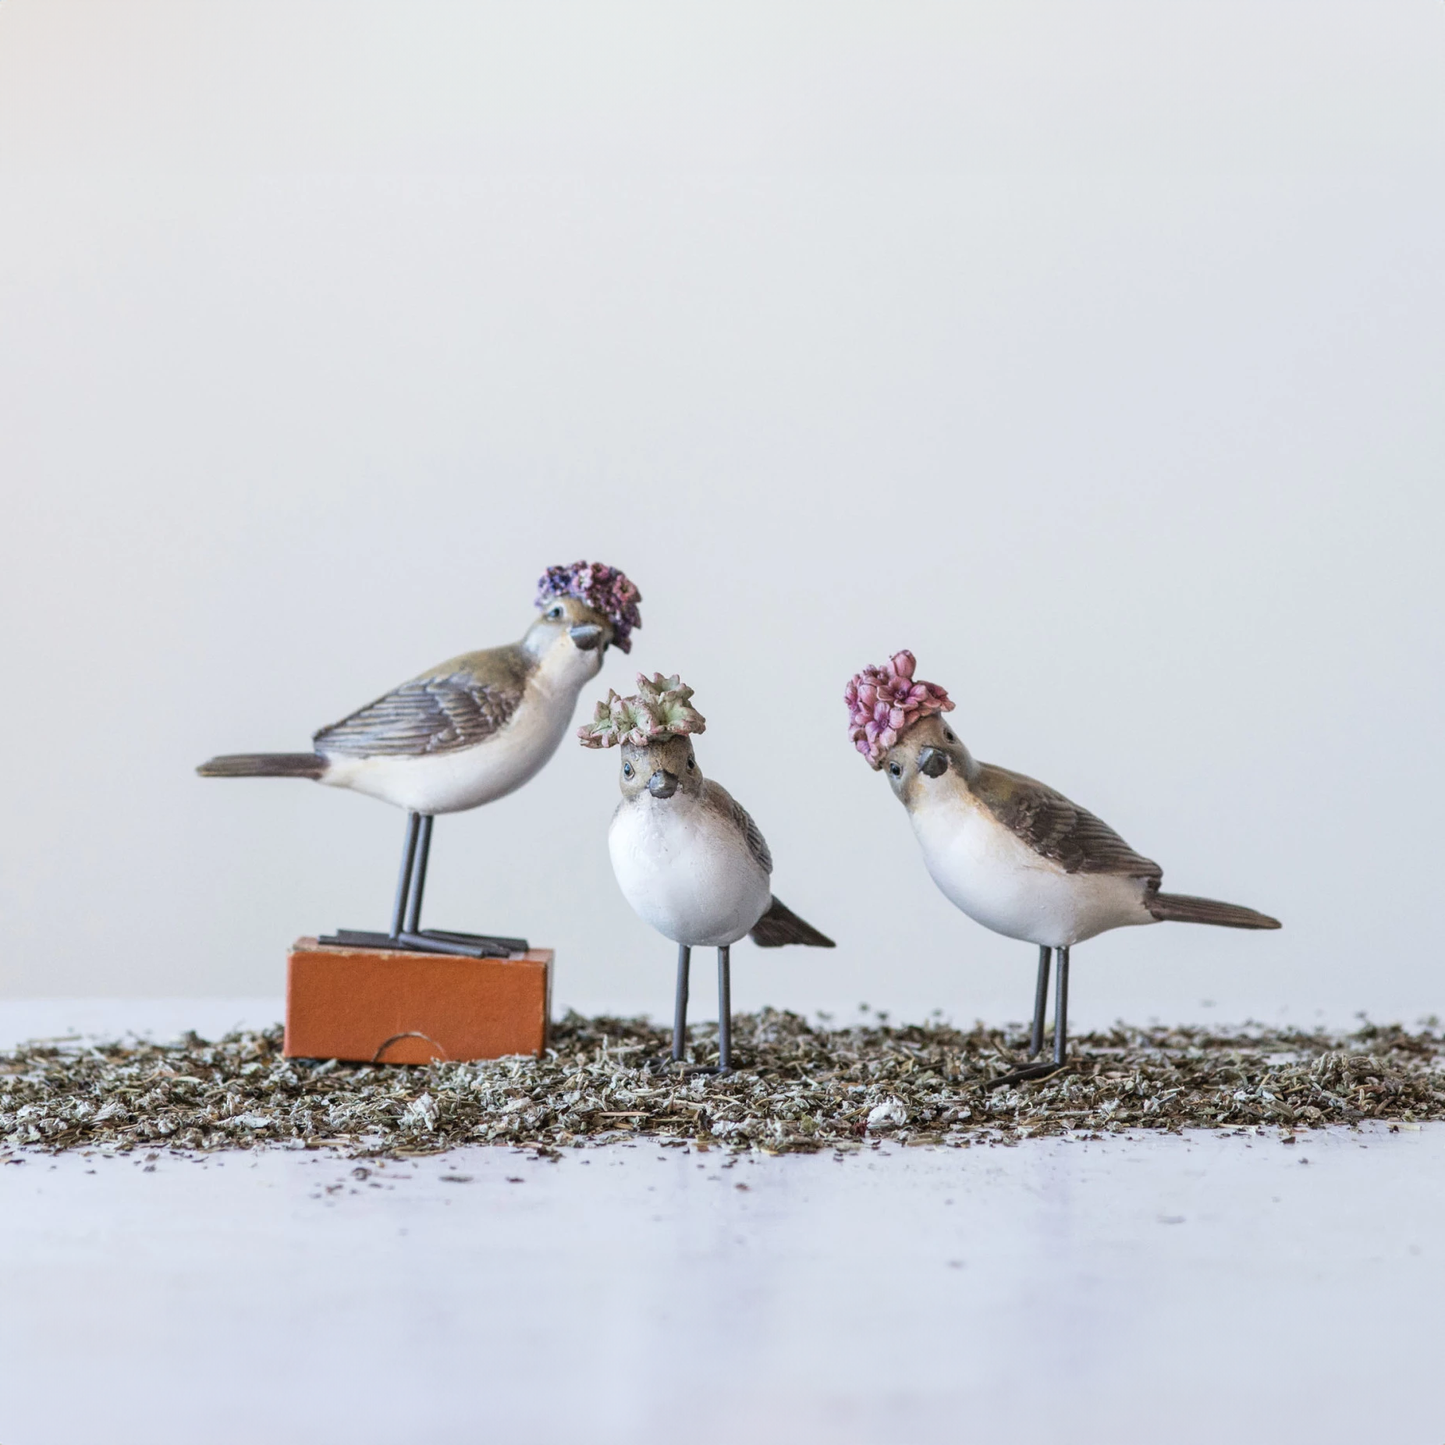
<box><xmin>845</xmin><ymin>650</ymin><xmax>1280</xmax><ymax>1087</ymax></box>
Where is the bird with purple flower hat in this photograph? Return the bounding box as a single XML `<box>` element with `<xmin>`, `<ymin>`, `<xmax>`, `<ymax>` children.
<box><xmin>197</xmin><ymin>561</ymin><xmax>641</xmax><ymax>958</ymax></box>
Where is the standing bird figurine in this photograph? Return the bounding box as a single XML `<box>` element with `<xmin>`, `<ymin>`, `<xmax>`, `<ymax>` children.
<box><xmin>197</xmin><ymin>561</ymin><xmax>641</xmax><ymax>958</ymax></box>
<box><xmin>582</xmin><ymin>674</ymin><xmax>834</xmax><ymax>1072</ymax></box>
<box><xmin>846</xmin><ymin>651</ymin><xmax>1280</xmax><ymax>1087</ymax></box>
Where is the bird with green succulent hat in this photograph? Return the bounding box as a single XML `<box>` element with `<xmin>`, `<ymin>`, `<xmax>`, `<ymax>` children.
<box><xmin>583</xmin><ymin>672</ymin><xmax>834</xmax><ymax>1073</ymax></box>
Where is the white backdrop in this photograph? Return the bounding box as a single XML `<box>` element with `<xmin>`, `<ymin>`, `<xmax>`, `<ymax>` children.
<box><xmin>1</xmin><ymin>2</ymin><xmax>1441</xmax><ymax>1030</ymax></box>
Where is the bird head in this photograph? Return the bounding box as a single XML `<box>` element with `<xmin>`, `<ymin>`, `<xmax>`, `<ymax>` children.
<box><xmin>617</xmin><ymin>733</ymin><xmax>704</xmax><ymax>803</ymax></box>
<box><xmin>525</xmin><ymin>593</ymin><xmax>616</xmax><ymax>677</ymax></box>
<box><xmin>578</xmin><ymin>672</ymin><xmax>707</xmax><ymax>802</ymax></box>
<box><xmin>844</xmin><ymin>650</ymin><xmax>958</xmax><ymax>805</ymax></box>
<box><xmin>534</xmin><ymin>560</ymin><xmax>641</xmax><ymax>655</ymax></box>
<box><xmin>881</xmin><ymin>713</ymin><xmax>971</xmax><ymax>805</ymax></box>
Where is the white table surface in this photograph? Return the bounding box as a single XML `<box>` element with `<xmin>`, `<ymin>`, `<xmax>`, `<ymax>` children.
<box><xmin>2</xmin><ymin>1000</ymin><xmax>1440</xmax><ymax>1444</ymax></box>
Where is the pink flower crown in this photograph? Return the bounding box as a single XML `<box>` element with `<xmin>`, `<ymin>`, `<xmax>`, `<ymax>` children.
<box><xmin>536</xmin><ymin>561</ymin><xmax>643</xmax><ymax>653</ymax></box>
<box><xmin>844</xmin><ymin>650</ymin><xmax>954</xmax><ymax>769</ymax></box>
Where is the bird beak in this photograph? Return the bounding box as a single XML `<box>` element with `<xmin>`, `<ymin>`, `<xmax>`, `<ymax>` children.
<box><xmin>568</xmin><ymin>623</ymin><xmax>604</xmax><ymax>652</ymax></box>
<box><xmin>647</xmin><ymin>769</ymin><xmax>678</xmax><ymax>799</ymax></box>
<box><xmin>917</xmin><ymin>746</ymin><xmax>948</xmax><ymax>778</ymax></box>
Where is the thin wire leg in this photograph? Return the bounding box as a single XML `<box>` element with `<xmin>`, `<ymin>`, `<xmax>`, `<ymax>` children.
<box><xmin>672</xmin><ymin>945</ymin><xmax>691</xmax><ymax>1062</ymax></box>
<box><xmin>1029</xmin><ymin>946</ymin><xmax>1052</xmax><ymax>1058</ymax></box>
<box><xmin>984</xmin><ymin>941</ymin><xmax>1072</xmax><ymax>1090</ymax></box>
<box><xmin>1053</xmin><ymin>945</ymin><xmax>1070</xmax><ymax>1065</ymax></box>
<box><xmin>389</xmin><ymin>812</ymin><xmax>421</xmax><ymax>941</ymax></box>
<box><xmin>403</xmin><ymin>815</ymin><xmax>434</xmax><ymax>934</ymax></box>
<box><xmin>716</xmin><ymin>945</ymin><xmax>732</xmax><ymax>1074</ymax></box>
<box><xmin>320</xmin><ymin>809</ymin><xmax>522</xmax><ymax>958</ymax></box>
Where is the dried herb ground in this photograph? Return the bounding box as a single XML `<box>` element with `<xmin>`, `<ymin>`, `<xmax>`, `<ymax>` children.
<box><xmin>3</xmin><ymin>1009</ymin><xmax>1442</xmax><ymax>1158</ymax></box>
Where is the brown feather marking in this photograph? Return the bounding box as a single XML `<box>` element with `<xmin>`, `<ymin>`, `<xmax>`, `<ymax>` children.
<box><xmin>701</xmin><ymin>779</ymin><xmax>772</xmax><ymax>876</ymax></box>
<box><xmin>313</xmin><ymin>647</ymin><xmax>528</xmax><ymax>758</ymax></box>
<box><xmin>750</xmin><ymin>896</ymin><xmax>835</xmax><ymax>948</ymax></box>
<box><xmin>1147</xmin><ymin>891</ymin><xmax>1281</xmax><ymax>929</ymax></box>
<box><xmin>971</xmin><ymin>763</ymin><xmax>1163</xmax><ymax>880</ymax></box>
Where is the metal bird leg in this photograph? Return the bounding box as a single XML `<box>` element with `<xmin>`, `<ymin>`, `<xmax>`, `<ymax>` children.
<box><xmin>986</xmin><ymin>943</ymin><xmax>1071</xmax><ymax>1090</ymax></box>
<box><xmin>716</xmin><ymin>944</ymin><xmax>732</xmax><ymax>1074</ymax></box>
<box><xmin>668</xmin><ymin>943</ymin><xmax>735</xmax><ymax>1076</ymax></box>
<box><xmin>1029</xmin><ymin>946</ymin><xmax>1052</xmax><ymax>1058</ymax></box>
<box><xmin>391</xmin><ymin>811</ymin><xmax>421</xmax><ymax>939</ymax></box>
<box><xmin>319</xmin><ymin>810</ymin><xmax>530</xmax><ymax>960</ymax></box>
<box><xmin>402</xmin><ymin>812</ymin><xmax>433</xmax><ymax>935</ymax></box>
<box><xmin>672</xmin><ymin>944</ymin><xmax>691</xmax><ymax>1062</ymax></box>
<box><xmin>1053</xmin><ymin>945</ymin><xmax>1070</xmax><ymax>1066</ymax></box>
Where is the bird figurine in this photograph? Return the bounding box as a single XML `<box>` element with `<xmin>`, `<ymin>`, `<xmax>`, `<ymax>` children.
<box><xmin>581</xmin><ymin>673</ymin><xmax>834</xmax><ymax>1072</ymax></box>
<box><xmin>845</xmin><ymin>650</ymin><xmax>1280</xmax><ymax>1086</ymax></box>
<box><xmin>197</xmin><ymin>560</ymin><xmax>642</xmax><ymax>958</ymax></box>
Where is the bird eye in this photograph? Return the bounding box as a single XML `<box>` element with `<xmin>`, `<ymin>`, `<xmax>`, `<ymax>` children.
<box><xmin>548</xmin><ymin>606</ymin><xmax>563</xmax><ymax>620</ymax></box>
<box><xmin>686</xmin><ymin>757</ymin><xmax>694</xmax><ymax>770</ymax></box>
<box><xmin>944</xmin><ymin>730</ymin><xmax>955</xmax><ymax>742</ymax></box>
<box><xmin>622</xmin><ymin>762</ymin><xmax>633</xmax><ymax>778</ymax></box>
<box><xmin>889</xmin><ymin>762</ymin><xmax>902</xmax><ymax>778</ymax></box>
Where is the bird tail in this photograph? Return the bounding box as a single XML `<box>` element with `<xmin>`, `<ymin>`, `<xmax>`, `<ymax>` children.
<box><xmin>750</xmin><ymin>896</ymin><xmax>835</xmax><ymax>948</ymax></box>
<box><xmin>1147</xmin><ymin>891</ymin><xmax>1280</xmax><ymax>930</ymax></box>
<box><xmin>196</xmin><ymin>753</ymin><xmax>326</xmax><ymax>780</ymax></box>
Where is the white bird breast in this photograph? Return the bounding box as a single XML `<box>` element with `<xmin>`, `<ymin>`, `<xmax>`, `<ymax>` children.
<box><xmin>908</xmin><ymin>790</ymin><xmax>1154</xmax><ymax>948</ymax></box>
<box><xmin>608</xmin><ymin>793</ymin><xmax>772</xmax><ymax>948</ymax></box>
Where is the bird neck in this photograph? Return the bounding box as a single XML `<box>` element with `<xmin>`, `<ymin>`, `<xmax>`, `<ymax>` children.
<box><xmin>524</xmin><ymin>631</ymin><xmax>603</xmax><ymax>699</ymax></box>
<box><xmin>954</xmin><ymin>741</ymin><xmax>980</xmax><ymax>782</ymax></box>
<box><xmin>626</xmin><ymin>786</ymin><xmax>703</xmax><ymax>817</ymax></box>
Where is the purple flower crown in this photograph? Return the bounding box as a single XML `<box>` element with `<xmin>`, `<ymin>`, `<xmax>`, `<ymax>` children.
<box><xmin>536</xmin><ymin>561</ymin><xmax>643</xmax><ymax>654</ymax></box>
<box><xmin>844</xmin><ymin>650</ymin><xmax>954</xmax><ymax>769</ymax></box>
<box><xmin>579</xmin><ymin>673</ymin><xmax>706</xmax><ymax>749</ymax></box>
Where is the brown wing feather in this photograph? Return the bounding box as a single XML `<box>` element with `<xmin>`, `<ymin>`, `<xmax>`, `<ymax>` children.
<box><xmin>314</xmin><ymin>647</ymin><xmax>527</xmax><ymax>758</ymax></box>
<box><xmin>750</xmin><ymin>896</ymin><xmax>835</xmax><ymax>948</ymax></box>
<box><xmin>702</xmin><ymin>779</ymin><xmax>773</xmax><ymax>876</ymax></box>
<box><xmin>972</xmin><ymin>763</ymin><xmax>1162</xmax><ymax>880</ymax></box>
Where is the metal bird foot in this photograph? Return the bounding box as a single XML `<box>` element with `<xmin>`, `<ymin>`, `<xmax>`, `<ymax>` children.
<box><xmin>316</xmin><ymin>813</ymin><xmax>529</xmax><ymax>958</ymax></box>
<box><xmin>643</xmin><ymin>1052</ymin><xmax>734</xmax><ymax>1079</ymax></box>
<box><xmin>318</xmin><ymin>928</ymin><xmax>528</xmax><ymax>960</ymax></box>
<box><xmin>983</xmin><ymin>1058</ymin><xmax>1068</xmax><ymax>1091</ymax></box>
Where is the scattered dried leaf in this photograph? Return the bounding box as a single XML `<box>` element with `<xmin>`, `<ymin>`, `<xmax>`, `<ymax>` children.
<box><xmin>2</xmin><ymin>1010</ymin><xmax>1441</xmax><ymax>1158</ymax></box>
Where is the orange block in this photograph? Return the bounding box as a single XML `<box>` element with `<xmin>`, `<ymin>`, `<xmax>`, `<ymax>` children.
<box><xmin>284</xmin><ymin>937</ymin><xmax>552</xmax><ymax>1064</ymax></box>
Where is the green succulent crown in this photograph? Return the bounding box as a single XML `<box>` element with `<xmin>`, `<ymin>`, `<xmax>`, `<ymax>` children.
<box><xmin>578</xmin><ymin>673</ymin><xmax>707</xmax><ymax>749</ymax></box>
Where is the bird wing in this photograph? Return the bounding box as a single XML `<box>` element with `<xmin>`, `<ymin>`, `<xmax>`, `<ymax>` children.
<box><xmin>313</xmin><ymin>646</ymin><xmax>528</xmax><ymax>758</ymax></box>
<box><xmin>972</xmin><ymin>762</ymin><xmax>1163</xmax><ymax>880</ymax></box>
<box><xmin>702</xmin><ymin>779</ymin><xmax>773</xmax><ymax>876</ymax></box>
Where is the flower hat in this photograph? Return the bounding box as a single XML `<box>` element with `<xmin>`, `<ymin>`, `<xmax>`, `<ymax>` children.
<box><xmin>536</xmin><ymin>561</ymin><xmax>643</xmax><ymax>653</ymax></box>
<box><xmin>579</xmin><ymin>673</ymin><xmax>706</xmax><ymax>749</ymax></box>
<box><xmin>844</xmin><ymin>650</ymin><xmax>954</xmax><ymax>769</ymax></box>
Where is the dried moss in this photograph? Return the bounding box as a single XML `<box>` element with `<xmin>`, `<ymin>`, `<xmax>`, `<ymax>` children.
<box><xmin>3</xmin><ymin>1009</ymin><xmax>1442</xmax><ymax>1158</ymax></box>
